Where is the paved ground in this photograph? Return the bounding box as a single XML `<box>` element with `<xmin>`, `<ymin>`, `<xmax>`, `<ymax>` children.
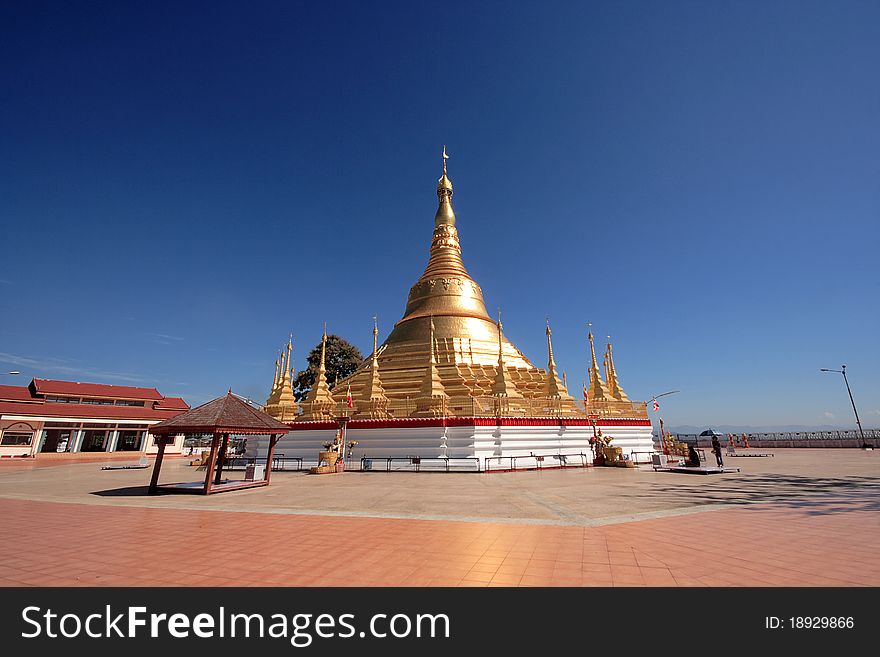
<box><xmin>0</xmin><ymin>449</ymin><xmax>877</xmax><ymax>586</ymax></box>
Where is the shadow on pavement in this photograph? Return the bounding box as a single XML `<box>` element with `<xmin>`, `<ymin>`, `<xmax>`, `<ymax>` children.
<box><xmin>634</xmin><ymin>473</ymin><xmax>880</xmax><ymax>515</ymax></box>
<box><xmin>91</xmin><ymin>486</ymin><xmax>152</xmax><ymax>497</ymax></box>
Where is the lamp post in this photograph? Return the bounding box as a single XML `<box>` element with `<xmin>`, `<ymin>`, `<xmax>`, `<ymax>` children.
<box><xmin>650</xmin><ymin>390</ymin><xmax>680</xmax><ymax>454</ymax></box>
<box><xmin>820</xmin><ymin>366</ymin><xmax>870</xmax><ymax>449</ymax></box>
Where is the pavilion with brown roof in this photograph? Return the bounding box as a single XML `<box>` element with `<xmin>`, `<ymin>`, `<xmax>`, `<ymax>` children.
<box><xmin>148</xmin><ymin>391</ymin><xmax>290</xmax><ymax>495</ymax></box>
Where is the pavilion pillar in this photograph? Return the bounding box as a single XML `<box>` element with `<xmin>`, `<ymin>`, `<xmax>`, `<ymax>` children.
<box><xmin>203</xmin><ymin>433</ymin><xmax>220</xmax><ymax>494</ymax></box>
<box><xmin>214</xmin><ymin>433</ymin><xmax>230</xmax><ymax>485</ymax></box>
<box><xmin>148</xmin><ymin>436</ymin><xmax>168</xmax><ymax>495</ymax></box>
<box><xmin>264</xmin><ymin>434</ymin><xmax>279</xmax><ymax>482</ymax></box>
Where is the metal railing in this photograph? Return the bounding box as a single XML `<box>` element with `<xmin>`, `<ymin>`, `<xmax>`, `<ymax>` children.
<box><xmin>221</xmin><ymin>454</ymin><xmax>304</xmax><ymax>472</ymax></box>
<box><xmin>629</xmin><ymin>450</ymin><xmax>658</xmax><ymax>464</ymax></box>
<box><xmin>359</xmin><ymin>456</ymin><xmax>481</xmax><ymax>472</ymax></box>
<box><xmin>483</xmin><ymin>452</ymin><xmax>591</xmax><ymax>473</ymax></box>
<box><xmin>667</xmin><ymin>429</ymin><xmax>878</xmax><ymax>448</ymax></box>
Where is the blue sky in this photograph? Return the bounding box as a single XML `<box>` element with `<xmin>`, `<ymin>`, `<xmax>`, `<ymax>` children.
<box><xmin>1</xmin><ymin>1</ymin><xmax>878</xmax><ymax>428</ymax></box>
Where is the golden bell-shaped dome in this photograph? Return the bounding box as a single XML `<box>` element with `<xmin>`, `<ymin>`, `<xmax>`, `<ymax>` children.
<box><xmin>380</xmin><ymin>148</ymin><xmax>532</xmax><ymax>368</ymax></box>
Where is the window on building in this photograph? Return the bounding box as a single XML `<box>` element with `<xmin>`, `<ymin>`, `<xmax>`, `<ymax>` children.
<box><xmin>1</xmin><ymin>431</ymin><xmax>34</xmax><ymax>446</ymax></box>
<box><xmin>80</xmin><ymin>398</ymin><xmax>115</xmax><ymax>405</ymax></box>
<box><xmin>45</xmin><ymin>396</ymin><xmax>81</xmax><ymax>404</ymax></box>
<box><xmin>114</xmin><ymin>400</ymin><xmax>145</xmax><ymax>407</ymax></box>
<box><xmin>81</xmin><ymin>430</ymin><xmax>108</xmax><ymax>451</ymax></box>
<box><xmin>117</xmin><ymin>431</ymin><xmax>144</xmax><ymax>451</ymax></box>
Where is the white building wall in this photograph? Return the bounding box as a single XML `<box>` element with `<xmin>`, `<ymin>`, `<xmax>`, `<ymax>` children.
<box><xmin>245</xmin><ymin>422</ymin><xmax>655</xmax><ymax>468</ymax></box>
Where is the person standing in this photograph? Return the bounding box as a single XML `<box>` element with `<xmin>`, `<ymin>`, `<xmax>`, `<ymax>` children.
<box><xmin>711</xmin><ymin>435</ymin><xmax>724</xmax><ymax>467</ymax></box>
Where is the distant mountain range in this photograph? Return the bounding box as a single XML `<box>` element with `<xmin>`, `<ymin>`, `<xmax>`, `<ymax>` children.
<box><xmin>664</xmin><ymin>424</ymin><xmax>865</xmax><ymax>434</ymax></box>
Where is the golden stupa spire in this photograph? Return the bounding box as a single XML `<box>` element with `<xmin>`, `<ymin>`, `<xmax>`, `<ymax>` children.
<box><xmin>605</xmin><ymin>337</ymin><xmax>630</xmax><ymax>402</ymax></box>
<box><xmin>283</xmin><ymin>334</ymin><xmax>294</xmax><ymax>383</ymax></box>
<box><xmin>268</xmin><ymin>343</ymin><xmax>286</xmax><ymax>400</ymax></box>
<box><xmin>492</xmin><ymin>311</ymin><xmax>522</xmax><ymax>399</ymax></box>
<box><xmin>587</xmin><ymin>323</ymin><xmax>610</xmax><ymax>402</ymax></box>
<box><xmin>265</xmin><ymin>336</ymin><xmax>299</xmax><ymax>421</ymax></box>
<box><xmin>355</xmin><ymin>316</ymin><xmax>390</xmax><ymax>419</ymax></box>
<box><xmin>274</xmin><ymin>335</ymin><xmax>299</xmax><ymax>420</ymax></box>
<box><xmin>420</xmin><ymin>316</ymin><xmax>446</xmax><ymax>396</ymax></box>
<box><xmin>301</xmin><ymin>323</ymin><xmax>335</xmax><ymax>419</ymax></box>
<box><xmin>412</xmin><ymin>316</ymin><xmax>448</xmax><ymax>416</ymax></box>
<box><xmin>544</xmin><ymin>319</ymin><xmax>567</xmax><ymax>399</ymax></box>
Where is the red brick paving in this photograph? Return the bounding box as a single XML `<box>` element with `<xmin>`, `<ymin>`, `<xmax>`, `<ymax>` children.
<box><xmin>0</xmin><ymin>498</ymin><xmax>876</xmax><ymax>587</ymax></box>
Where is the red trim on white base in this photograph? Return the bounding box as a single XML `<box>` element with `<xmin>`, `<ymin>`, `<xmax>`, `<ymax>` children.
<box><xmin>285</xmin><ymin>416</ymin><xmax>651</xmax><ymax>431</ymax></box>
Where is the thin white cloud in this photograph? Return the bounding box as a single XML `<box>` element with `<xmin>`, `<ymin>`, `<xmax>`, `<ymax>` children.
<box><xmin>146</xmin><ymin>332</ymin><xmax>185</xmax><ymax>344</ymax></box>
<box><xmin>0</xmin><ymin>352</ymin><xmax>155</xmax><ymax>385</ymax></box>
<box><xmin>823</xmin><ymin>411</ymin><xmax>835</xmax><ymax>419</ymax></box>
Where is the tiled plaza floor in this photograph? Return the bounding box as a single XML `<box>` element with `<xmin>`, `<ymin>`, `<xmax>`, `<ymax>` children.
<box><xmin>0</xmin><ymin>497</ymin><xmax>875</xmax><ymax>587</ymax></box>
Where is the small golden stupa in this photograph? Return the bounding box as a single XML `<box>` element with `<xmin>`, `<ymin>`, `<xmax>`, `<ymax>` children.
<box><xmin>263</xmin><ymin>336</ymin><xmax>299</xmax><ymax>421</ymax></box>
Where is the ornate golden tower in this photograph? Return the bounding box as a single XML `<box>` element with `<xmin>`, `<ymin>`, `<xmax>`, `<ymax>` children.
<box><xmin>354</xmin><ymin>318</ymin><xmax>391</xmax><ymax>419</ymax></box>
<box><xmin>300</xmin><ymin>325</ymin><xmax>336</xmax><ymax>420</ymax></box>
<box><xmin>604</xmin><ymin>337</ymin><xmax>630</xmax><ymax>402</ymax></box>
<box><xmin>412</xmin><ymin>316</ymin><xmax>450</xmax><ymax>417</ymax></box>
<box><xmin>587</xmin><ymin>325</ymin><xmax>612</xmax><ymax>403</ymax></box>
<box><xmin>265</xmin><ymin>336</ymin><xmax>300</xmax><ymax>421</ymax></box>
<box><xmin>290</xmin><ymin>149</ymin><xmax>645</xmax><ymax>421</ymax></box>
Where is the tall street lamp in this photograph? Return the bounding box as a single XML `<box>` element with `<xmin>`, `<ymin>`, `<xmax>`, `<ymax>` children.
<box><xmin>650</xmin><ymin>390</ymin><xmax>680</xmax><ymax>453</ymax></box>
<box><xmin>820</xmin><ymin>365</ymin><xmax>870</xmax><ymax>449</ymax></box>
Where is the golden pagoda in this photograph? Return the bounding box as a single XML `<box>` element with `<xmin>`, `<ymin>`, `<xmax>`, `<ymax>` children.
<box><xmin>354</xmin><ymin>318</ymin><xmax>391</xmax><ymax>419</ymax></box>
<box><xmin>326</xmin><ymin>148</ymin><xmax>601</xmax><ymax>419</ymax></box>
<box><xmin>250</xmin><ymin>148</ymin><xmax>653</xmax><ymax>468</ymax></box>
<box><xmin>604</xmin><ymin>337</ymin><xmax>630</xmax><ymax>402</ymax></box>
<box><xmin>299</xmin><ymin>326</ymin><xmax>336</xmax><ymax>420</ymax></box>
<box><xmin>264</xmin><ymin>336</ymin><xmax>299</xmax><ymax>421</ymax></box>
<box><xmin>584</xmin><ymin>325</ymin><xmax>640</xmax><ymax>416</ymax></box>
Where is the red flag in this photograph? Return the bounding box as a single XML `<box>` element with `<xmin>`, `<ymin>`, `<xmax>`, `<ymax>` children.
<box><xmin>652</xmin><ymin>399</ymin><xmax>660</xmax><ymax>413</ymax></box>
<box><xmin>582</xmin><ymin>383</ymin><xmax>589</xmax><ymax>402</ymax></box>
<box><xmin>346</xmin><ymin>383</ymin><xmax>353</xmax><ymax>409</ymax></box>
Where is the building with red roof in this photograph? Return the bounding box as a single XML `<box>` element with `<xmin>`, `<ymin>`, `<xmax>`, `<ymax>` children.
<box><xmin>0</xmin><ymin>378</ymin><xmax>190</xmax><ymax>458</ymax></box>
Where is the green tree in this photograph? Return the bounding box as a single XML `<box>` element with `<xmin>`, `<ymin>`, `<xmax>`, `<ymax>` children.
<box><xmin>293</xmin><ymin>334</ymin><xmax>364</xmax><ymax>401</ymax></box>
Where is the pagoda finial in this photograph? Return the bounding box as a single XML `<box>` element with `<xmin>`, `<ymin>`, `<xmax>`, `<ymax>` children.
<box><xmin>435</xmin><ymin>145</ymin><xmax>455</xmax><ymax>226</ymax></box>
<box><xmin>588</xmin><ymin>323</ymin><xmax>599</xmax><ymax>370</ymax></box>
<box><xmin>546</xmin><ymin>319</ymin><xmax>556</xmax><ymax>369</ymax></box>
<box><xmin>286</xmin><ymin>335</ymin><xmax>294</xmax><ymax>380</ymax></box>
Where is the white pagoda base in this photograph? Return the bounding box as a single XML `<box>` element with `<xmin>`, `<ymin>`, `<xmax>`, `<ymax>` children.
<box><xmin>244</xmin><ymin>417</ymin><xmax>655</xmax><ymax>470</ymax></box>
